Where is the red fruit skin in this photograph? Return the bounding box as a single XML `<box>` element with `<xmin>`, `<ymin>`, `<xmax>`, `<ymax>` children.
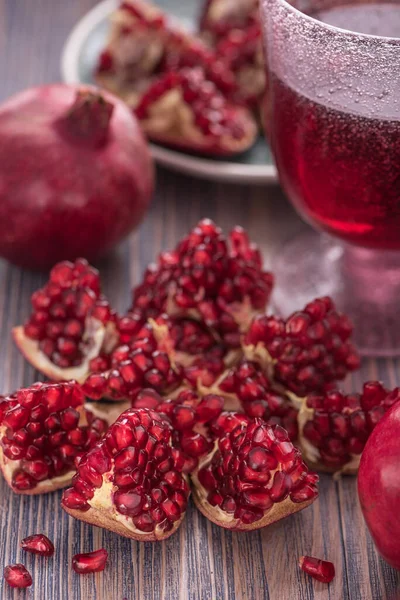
<box><xmin>0</xmin><ymin>84</ymin><xmax>154</xmax><ymax>270</ymax></box>
<box><xmin>358</xmin><ymin>401</ymin><xmax>400</xmax><ymax>570</ymax></box>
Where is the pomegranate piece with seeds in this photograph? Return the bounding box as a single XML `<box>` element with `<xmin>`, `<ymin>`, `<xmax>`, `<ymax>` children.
<box><xmin>0</xmin><ymin>381</ymin><xmax>108</xmax><ymax>494</ymax></box>
<box><xmin>132</xmin><ymin>219</ymin><xmax>273</xmax><ymax>349</ymax></box>
<box><xmin>192</xmin><ymin>416</ymin><xmax>318</xmax><ymax>530</ymax></box>
<box><xmin>299</xmin><ymin>556</ymin><xmax>335</xmax><ymax>583</ymax></box>
<box><xmin>4</xmin><ymin>564</ymin><xmax>33</xmax><ymax>588</ymax></box>
<box><xmin>199</xmin><ymin>0</ymin><xmax>259</xmax><ymax>43</ymax></box>
<box><xmin>82</xmin><ymin>316</ymin><xmax>183</xmax><ymax>402</ymax></box>
<box><xmin>21</xmin><ymin>534</ymin><xmax>55</xmax><ymax>557</ymax></box>
<box><xmin>95</xmin><ymin>0</ymin><xmax>238</xmax><ymax>108</ymax></box>
<box><xmin>134</xmin><ymin>67</ymin><xmax>257</xmax><ymax>156</ymax></box>
<box><xmin>212</xmin><ymin>360</ymin><xmax>299</xmax><ymax>440</ymax></box>
<box><xmin>62</xmin><ymin>408</ymin><xmax>190</xmax><ymax>541</ymax></box>
<box><xmin>72</xmin><ymin>549</ymin><xmax>108</xmax><ymax>574</ymax></box>
<box><xmin>13</xmin><ymin>259</ymin><xmax>117</xmax><ymax>383</ymax></box>
<box><xmin>244</xmin><ymin>296</ymin><xmax>360</xmax><ymax>398</ymax></box>
<box><xmin>299</xmin><ymin>382</ymin><xmax>400</xmax><ymax>474</ymax></box>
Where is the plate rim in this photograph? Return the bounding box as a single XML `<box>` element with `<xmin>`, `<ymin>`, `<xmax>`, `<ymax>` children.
<box><xmin>60</xmin><ymin>0</ymin><xmax>278</xmax><ymax>184</ymax></box>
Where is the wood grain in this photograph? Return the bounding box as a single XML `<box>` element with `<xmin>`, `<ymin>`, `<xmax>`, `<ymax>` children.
<box><xmin>0</xmin><ymin>1</ymin><xmax>399</xmax><ymax>599</ymax></box>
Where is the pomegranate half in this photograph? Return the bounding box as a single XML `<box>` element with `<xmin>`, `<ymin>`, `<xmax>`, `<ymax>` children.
<box><xmin>358</xmin><ymin>400</ymin><xmax>400</xmax><ymax>570</ymax></box>
<box><xmin>0</xmin><ymin>84</ymin><xmax>153</xmax><ymax>269</ymax></box>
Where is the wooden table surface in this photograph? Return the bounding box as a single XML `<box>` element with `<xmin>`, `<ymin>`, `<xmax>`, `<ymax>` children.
<box><xmin>0</xmin><ymin>1</ymin><xmax>399</xmax><ymax>599</ymax></box>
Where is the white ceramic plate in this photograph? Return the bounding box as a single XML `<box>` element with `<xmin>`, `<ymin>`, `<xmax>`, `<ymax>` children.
<box><xmin>61</xmin><ymin>0</ymin><xmax>277</xmax><ymax>184</ymax></box>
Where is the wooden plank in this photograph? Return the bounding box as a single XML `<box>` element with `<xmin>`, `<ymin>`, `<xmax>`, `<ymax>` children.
<box><xmin>0</xmin><ymin>0</ymin><xmax>399</xmax><ymax>598</ymax></box>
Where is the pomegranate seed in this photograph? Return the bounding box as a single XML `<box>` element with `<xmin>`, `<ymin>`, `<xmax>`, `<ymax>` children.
<box><xmin>4</xmin><ymin>564</ymin><xmax>32</xmax><ymax>588</ymax></box>
<box><xmin>21</xmin><ymin>534</ymin><xmax>55</xmax><ymax>557</ymax></box>
<box><xmin>299</xmin><ymin>556</ymin><xmax>335</xmax><ymax>583</ymax></box>
<box><xmin>72</xmin><ymin>549</ymin><xmax>108</xmax><ymax>574</ymax></box>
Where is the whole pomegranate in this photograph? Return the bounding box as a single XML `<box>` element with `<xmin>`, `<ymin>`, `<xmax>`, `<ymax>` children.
<box><xmin>0</xmin><ymin>84</ymin><xmax>154</xmax><ymax>269</ymax></box>
<box><xmin>358</xmin><ymin>399</ymin><xmax>400</xmax><ymax>570</ymax></box>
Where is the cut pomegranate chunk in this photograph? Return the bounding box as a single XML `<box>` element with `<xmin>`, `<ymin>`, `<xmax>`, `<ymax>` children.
<box><xmin>0</xmin><ymin>381</ymin><xmax>108</xmax><ymax>494</ymax></box>
<box><xmin>299</xmin><ymin>556</ymin><xmax>335</xmax><ymax>583</ymax></box>
<box><xmin>95</xmin><ymin>0</ymin><xmax>238</xmax><ymax>107</ymax></box>
<box><xmin>62</xmin><ymin>408</ymin><xmax>190</xmax><ymax>541</ymax></box>
<box><xmin>13</xmin><ymin>259</ymin><xmax>117</xmax><ymax>383</ymax></box>
<box><xmin>132</xmin><ymin>219</ymin><xmax>273</xmax><ymax>349</ymax></box>
<box><xmin>72</xmin><ymin>549</ymin><xmax>108</xmax><ymax>574</ymax></box>
<box><xmin>82</xmin><ymin>316</ymin><xmax>183</xmax><ymax>401</ymax></box>
<box><xmin>298</xmin><ymin>382</ymin><xmax>400</xmax><ymax>473</ymax></box>
<box><xmin>192</xmin><ymin>416</ymin><xmax>318</xmax><ymax>530</ymax></box>
<box><xmin>21</xmin><ymin>534</ymin><xmax>55</xmax><ymax>557</ymax></box>
<box><xmin>134</xmin><ymin>68</ymin><xmax>257</xmax><ymax>156</ymax></box>
<box><xmin>244</xmin><ymin>296</ymin><xmax>360</xmax><ymax>398</ymax></box>
<box><xmin>4</xmin><ymin>564</ymin><xmax>32</xmax><ymax>588</ymax></box>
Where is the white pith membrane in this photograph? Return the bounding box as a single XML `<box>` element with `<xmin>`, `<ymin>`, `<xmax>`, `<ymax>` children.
<box><xmin>13</xmin><ymin>319</ymin><xmax>118</xmax><ymax>384</ymax></box>
<box><xmin>191</xmin><ymin>439</ymin><xmax>316</xmax><ymax>531</ymax></box>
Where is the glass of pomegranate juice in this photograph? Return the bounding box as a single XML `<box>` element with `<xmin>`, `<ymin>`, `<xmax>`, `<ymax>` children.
<box><xmin>261</xmin><ymin>0</ymin><xmax>400</xmax><ymax>355</ymax></box>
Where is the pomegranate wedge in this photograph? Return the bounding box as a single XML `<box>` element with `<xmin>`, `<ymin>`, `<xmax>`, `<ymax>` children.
<box><xmin>298</xmin><ymin>382</ymin><xmax>400</xmax><ymax>473</ymax></box>
<box><xmin>0</xmin><ymin>381</ymin><xmax>107</xmax><ymax>494</ymax></box>
<box><xmin>244</xmin><ymin>296</ymin><xmax>360</xmax><ymax>398</ymax></box>
<box><xmin>132</xmin><ymin>219</ymin><xmax>273</xmax><ymax>349</ymax></box>
<box><xmin>62</xmin><ymin>408</ymin><xmax>190</xmax><ymax>541</ymax></box>
<box><xmin>95</xmin><ymin>0</ymin><xmax>238</xmax><ymax>107</ymax></box>
<box><xmin>192</xmin><ymin>414</ymin><xmax>318</xmax><ymax>530</ymax></box>
<box><xmin>13</xmin><ymin>259</ymin><xmax>117</xmax><ymax>383</ymax></box>
<box><xmin>135</xmin><ymin>68</ymin><xmax>257</xmax><ymax>156</ymax></box>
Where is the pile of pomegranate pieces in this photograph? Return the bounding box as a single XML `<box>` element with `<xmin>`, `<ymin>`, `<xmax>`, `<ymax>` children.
<box><xmin>2</xmin><ymin>217</ymin><xmax>398</xmax><ymax>588</ymax></box>
<box><xmin>94</xmin><ymin>0</ymin><xmax>266</xmax><ymax>156</ymax></box>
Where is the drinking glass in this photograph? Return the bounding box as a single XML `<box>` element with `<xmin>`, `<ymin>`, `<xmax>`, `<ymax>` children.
<box><xmin>261</xmin><ymin>0</ymin><xmax>400</xmax><ymax>355</ymax></box>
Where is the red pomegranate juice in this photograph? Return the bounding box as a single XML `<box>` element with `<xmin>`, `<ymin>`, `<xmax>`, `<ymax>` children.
<box><xmin>270</xmin><ymin>3</ymin><xmax>400</xmax><ymax>249</ymax></box>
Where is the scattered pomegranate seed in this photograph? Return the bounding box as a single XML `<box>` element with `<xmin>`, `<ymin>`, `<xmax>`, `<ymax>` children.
<box><xmin>72</xmin><ymin>549</ymin><xmax>108</xmax><ymax>574</ymax></box>
<box><xmin>4</xmin><ymin>564</ymin><xmax>33</xmax><ymax>588</ymax></box>
<box><xmin>299</xmin><ymin>556</ymin><xmax>335</xmax><ymax>583</ymax></box>
<box><xmin>21</xmin><ymin>534</ymin><xmax>55</xmax><ymax>557</ymax></box>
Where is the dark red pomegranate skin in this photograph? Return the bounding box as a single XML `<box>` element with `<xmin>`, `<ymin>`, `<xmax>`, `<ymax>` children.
<box><xmin>358</xmin><ymin>401</ymin><xmax>400</xmax><ymax>570</ymax></box>
<box><xmin>0</xmin><ymin>84</ymin><xmax>154</xmax><ymax>270</ymax></box>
